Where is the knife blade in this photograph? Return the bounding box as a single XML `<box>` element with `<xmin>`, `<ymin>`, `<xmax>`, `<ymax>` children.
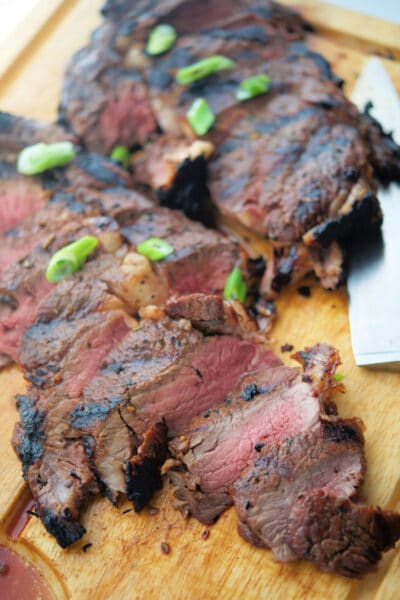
<box><xmin>348</xmin><ymin>57</ymin><xmax>400</xmax><ymax>369</ymax></box>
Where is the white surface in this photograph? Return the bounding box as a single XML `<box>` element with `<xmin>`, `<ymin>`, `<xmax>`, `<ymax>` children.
<box><xmin>0</xmin><ymin>0</ymin><xmax>40</xmax><ymax>41</ymax></box>
<box><xmin>330</xmin><ymin>0</ymin><xmax>400</xmax><ymax>24</ymax></box>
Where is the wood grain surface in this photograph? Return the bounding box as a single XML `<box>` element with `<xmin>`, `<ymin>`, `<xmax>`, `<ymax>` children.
<box><xmin>0</xmin><ymin>1</ymin><xmax>399</xmax><ymax>598</ymax></box>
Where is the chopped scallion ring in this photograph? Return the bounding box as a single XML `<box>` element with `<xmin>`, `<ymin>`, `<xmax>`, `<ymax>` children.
<box><xmin>146</xmin><ymin>23</ymin><xmax>177</xmax><ymax>56</ymax></box>
<box><xmin>17</xmin><ymin>142</ymin><xmax>76</xmax><ymax>175</ymax></box>
<box><xmin>136</xmin><ymin>237</ymin><xmax>174</xmax><ymax>261</ymax></box>
<box><xmin>46</xmin><ymin>236</ymin><xmax>98</xmax><ymax>283</ymax></box>
<box><xmin>334</xmin><ymin>372</ymin><xmax>345</xmax><ymax>382</ymax></box>
<box><xmin>176</xmin><ymin>55</ymin><xmax>235</xmax><ymax>85</ymax></box>
<box><xmin>110</xmin><ymin>145</ymin><xmax>130</xmax><ymax>169</ymax></box>
<box><xmin>186</xmin><ymin>98</ymin><xmax>215</xmax><ymax>136</ymax></box>
<box><xmin>223</xmin><ymin>267</ymin><xmax>247</xmax><ymax>304</ymax></box>
<box><xmin>236</xmin><ymin>74</ymin><xmax>270</xmax><ymax>101</ymax></box>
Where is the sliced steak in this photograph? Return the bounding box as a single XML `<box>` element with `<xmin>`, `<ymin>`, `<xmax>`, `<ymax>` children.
<box><xmin>233</xmin><ymin>419</ymin><xmax>366</xmax><ymax>560</ymax></box>
<box><xmin>287</xmin><ymin>490</ymin><xmax>400</xmax><ymax>577</ymax></box>
<box><xmin>167</xmin><ymin>344</ymin><xmax>339</xmax><ymax>524</ymax></box>
<box><xmin>14</xmin><ymin>312</ymin><xmax>277</xmax><ymax>547</ymax></box>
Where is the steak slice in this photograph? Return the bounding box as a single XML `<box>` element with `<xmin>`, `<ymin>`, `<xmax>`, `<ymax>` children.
<box><xmin>120</xmin><ymin>205</ymin><xmax>247</xmax><ymax>296</ymax></box>
<box><xmin>287</xmin><ymin>490</ymin><xmax>400</xmax><ymax>577</ymax></box>
<box><xmin>167</xmin><ymin>344</ymin><xmax>339</xmax><ymax>524</ymax></box>
<box><xmin>233</xmin><ymin>419</ymin><xmax>366</xmax><ymax>560</ymax></box>
<box><xmin>0</xmin><ymin>110</ymin><xmax>132</xmax><ymax>236</ymax></box>
<box><xmin>58</xmin><ymin>22</ymin><xmax>157</xmax><ymax>154</ymax></box>
<box><xmin>0</xmin><ymin>211</ymin><xmax>121</xmax><ymax>367</ymax></box>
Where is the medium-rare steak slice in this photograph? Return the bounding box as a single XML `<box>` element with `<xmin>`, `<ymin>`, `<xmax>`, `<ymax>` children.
<box><xmin>14</xmin><ymin>313</ymin><xmax>277</xmax><ymax>547</ymax></box>
<box><xmin>0</xmin><ymin>111</ymin><xmax>132</xmax><ymax>235</ymax></box>
<box><xmin>0</xmin><ymin>211</ymin><xmax>121</xmax><ymax>367</ymax></box>
<box><xmin>58</xmin><ymin>22</ymin><xmax>158</xmax><ymax>154</ymax></box>
<box><xmin>120</xmin><ymin>204</ymin><xmax>249</xmax><ymax>296</ymax></box>
<box><xmin>61</xmin><ymin>1</ymin><xmax>400</xmax><ymax>293</ymax></box>
<box><xmin>286</xmin><ymin>490</ymin><xmax>400</xmax><ymax>577</ymax></box>
<box><xmin>167</xmin><ymin>344</ymin><xmax>340</xmax><ymax>524</ymax></box>
<box><xmin>233</xmin><ymin>419</ymin><xmax>366</xmax><ymax>560</ymax></box>
<box><xmin>81</xmin><ymin>316</ymin><xmax>278</xmax><ymax>435</ymax></box>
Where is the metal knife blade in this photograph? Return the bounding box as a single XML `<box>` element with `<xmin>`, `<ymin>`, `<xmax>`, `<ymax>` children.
<box><xmin>348</xmin><ymin>57</ymin><xmax>400</xmax><ymax>369</ymax></box>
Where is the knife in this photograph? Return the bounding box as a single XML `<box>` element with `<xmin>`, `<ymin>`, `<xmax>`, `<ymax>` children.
<box><xmin>348</xmin><ymin>57</ymin><xmax>400</xmax><ymax>369</ymax></box>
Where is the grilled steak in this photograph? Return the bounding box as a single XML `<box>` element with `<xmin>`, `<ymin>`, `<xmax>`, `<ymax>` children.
<box><xmin>287</xmin><ymin>490</ymin><xmax>400</xmax><ymax>577</ymax></box>
<box><xmin>59</xmin><ymin>0</ymin><xmax>400</xmax><ymax>292</ymax></box>
<box><xmin>233</xmin><ymin>419</ymin><xmax>366</xmax><ymax>559</ymax></box>
<box><xmin>232</xmin><ymin>401</ymin><xmax>400</xmax><ymax>576</ymax></box>
<box><xmin>14</xmin><ymin>312</ymin><xmax>277</xmax><ymax>547</ymax></box>
<box><xmin>167</xmin><ymin>344</ymin><xmax>340</xmax><ymax>524</ymax></box>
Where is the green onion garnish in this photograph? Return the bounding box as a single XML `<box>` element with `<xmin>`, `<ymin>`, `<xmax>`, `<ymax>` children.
<box><xmin>17</xmin><ymin>142</ymin><xmax>76</xmax><ymax>175</ymax></box>
<box><xmin>186</xmin><ymin>98</ymin><xmax>215</xmax><ymax>136</ymax></box>
<box><xmin>223</xmin><ymin>267</ymin><xmax>247</xmax><ymax>304</ymax></box>
<box><xmin>136</xmin><ymin>237</ymin><xmax>174</xmax><ymax>261</ymax></box>
<box><xmin>146</xmin><ymin>24</ymin><xmax>177</xmax><ymax>56</ymax></box>
<box><xmin>46</xmin><ymin>236</ymin><xmax>98</xmax><ymax>283</ymax></box>
<box><xmin>176</xmin><ymin>55</ymin><xmax>235</xmax><ymax>85</ymax></box>
<box><xmin>110</xmin><ymin>145</ymin><xmax>130</xmax><ymax>169</ymax></box>
<box><xmin>236</xmin><ymin>74</ymin><xmax>270</xmax><ymax>101</ymax></box>
<box><xmin>334</xmin><ymin>372</ymin><xmax>344</xmax><ymax>382</ymax></box>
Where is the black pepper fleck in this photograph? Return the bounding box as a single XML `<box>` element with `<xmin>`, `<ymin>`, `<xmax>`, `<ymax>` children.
<box><xmin>161</xmin><ymin>541</ymin><xmax>170</xmax><ymax>555</ymax></box>
<box><xmin>280</xmin><ymin>343</ymin><xmax>294</xmax><ymax>353</ymax></box>
<box><xmin>298</xmin><ymin>286</ymin><xmax>311</xmax><ymax>297</ymax></box>
<box><xmin>242</xmin><ymin>384</ymin><xmax>260</xmax><ymax>401</ymax></box>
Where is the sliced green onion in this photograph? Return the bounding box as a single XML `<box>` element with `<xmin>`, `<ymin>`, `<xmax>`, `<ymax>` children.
<box><xmin>136</xmin><ymin>237</ymin><xmax>174</xmax><ymax>261</ymax></box>
<box><xmin>46</xmin><ymin>236</ymin><xmax>98</xmax><ymax>283</ymax></box>
<box><xmin>176</xmin><ymin>55</ymin><xmax>235</xmax><ymax>85</ymax></box>
<box><xmin>223</xmin><ymin>267</ymin><xmax>247</xmax><ymax>304</ymax></box>
<box><xmin>186</xmin><ymin>98</ymin><xmax>215</xmax><ymax>136</ymax></box>
<box><xmin>110</xmin><ymin>145</ymin><xmax>130</xmax><ymax>169</ymax></box>
<box><xmin>146</xmin><ymin>24</ymin><xmax>177</xmax><ymax>56</ymax></box>
<box><xmin>17</xmin><ymin>142</ymin><xmax>76</xmax><ymax>175</ymax></box>
<box><xmin>236</xmin><ymin>74</ymin><xmax>270</xmax><ymax>101</ymax></box>
<box><xmin>334</xmin><ymin>372</ymin><xmax>344</xmax><ymax>382</ymax></box>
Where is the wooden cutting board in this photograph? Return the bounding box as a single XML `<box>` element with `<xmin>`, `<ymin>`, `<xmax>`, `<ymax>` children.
<box><xmin>0</xmin><ymin>1</ymin><xmax>399</xmax><ymax>598</ymax></box>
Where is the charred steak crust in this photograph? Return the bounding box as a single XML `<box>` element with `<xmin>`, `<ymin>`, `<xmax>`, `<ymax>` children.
<box><xmin>40</xmin><ymin>507</ymin><xmax>87</xmax><ymax>550</ymax></box>
<box><xmin>126</xmin><ymin>420</ymin><xmax>168</xmax><ymax>511</ymax></box>
<box><xmin>14</xmin><ymin>394</ymin><xmax>45</xmax><ymax>476</ymax></box>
